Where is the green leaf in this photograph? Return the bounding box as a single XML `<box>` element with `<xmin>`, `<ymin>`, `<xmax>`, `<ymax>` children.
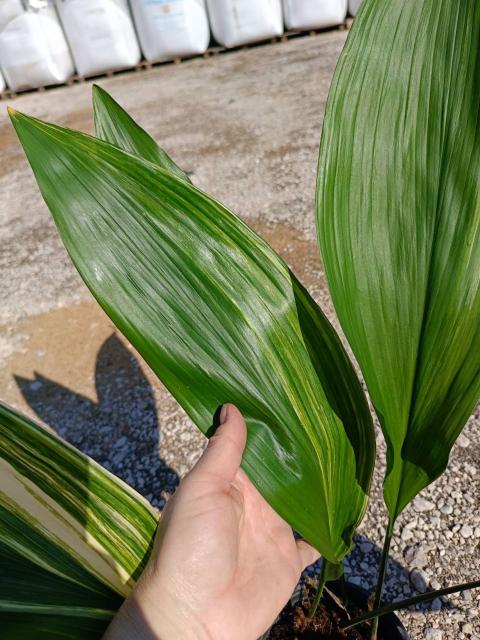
<box><xmin>343</xmin><ymin>578</ymin><xmax>480</xmax><ymax>629</ymax></box>
<box><xmin>0</xmin><ymin>402</ymin><xmax>158</xmax><ymax>637</ymax></box>
<box><xmin>316</xmin><ymin>0</ymin><xmax>480</xmax><ymax>519</ymax></box>
<box><xmin>9</xmin><ymin>107</ymin><xmax>375</xmax><ymax>562</ymax></box>
<box><xmin>92</xmin><ymin>84</ymin><xmax>190</xmax><ymax>183</ymax></box>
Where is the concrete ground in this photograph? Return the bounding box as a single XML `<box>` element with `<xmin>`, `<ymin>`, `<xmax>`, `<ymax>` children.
<box><xmin>0</xmin><ymin>29</ymin><xmax>478</xmax><ymax>639</ymax></box>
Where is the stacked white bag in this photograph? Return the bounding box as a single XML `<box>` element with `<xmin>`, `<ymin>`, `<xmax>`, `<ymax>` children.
<box><xmin>349</xmin><ymin>0</ymin><xmax>362</xmax><ymax>16</ymax></box>
<box><xmin>55</xmin><ymin>0</ymin><xmax>140</xmax><ymax>77</ymax></box>
<box><xmin>206</xmin><ymin>0</ymin><xmax>283</xmax><ymax>48</ymax></box>
<box><xmin>283</xmin><ymin>0</ymin><xmax>347</xmax><ymax>30</ymax></box>
<box><xmin>130</xmin><ymin>0</ymin><xmax>210</xmax><ymax>62</ymax></box>
<box><xmin>0</xmin><ymin>0</ymin><xmax>73</xmax><ymax>91</ymax></box>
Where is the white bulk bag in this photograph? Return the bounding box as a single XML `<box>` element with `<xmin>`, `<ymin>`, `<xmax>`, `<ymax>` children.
<box><xmin>349</xmin><ymin>0</ymin><xmax>362</xmax><ymax>16</ymax></box>
<box><xmin>55</xmin><ymin>0</ymin><xmax>140</xmax><ymax>77</ymax></box>
<box><xmin>283</xmin><ymin>0</ymin><xmax>347</xmax><ymax>30</ymax></box>
<box><xmin>206</xmin><ymin>0</ymin><xmax>283</xmax><ymax>49</ymax></box>
<box><xmin>130</xmin><ymin>0</ymin><xmax>210</xmax><ymax>62</ymax></box>
<box><xmin>0</xmin><ymin>0</ymin><xmax>24</xmax><ymax>31</ymax></box>
<box><xmin>0</xmin><ymin>0</ymin><xmax>73</xmax><ymax>91</ymax></box>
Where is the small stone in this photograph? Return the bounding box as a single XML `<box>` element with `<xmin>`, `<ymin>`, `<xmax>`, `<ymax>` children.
<box><xmin>425</xmin><ymin>629</ymin><xmax>443</xmax><ymax>640</ymax></box>
<box><xmin>460</xmin><ymin>525</ymin><xmax>473</xmax><ymax>538</ymax></box>
<box><xmin>441</xmin><ymin>504</ymin><xmax>453</xmax><ymax>515</ymax></box>
<box><xmin>402</xmin><ymin>527</ymin><xmax>414</xmax><ymax>541</ymax></box>
<box><xmin>29</xmin><ymin>380</ymin><xmax>42</xmax><ymax>391</ymax></box>
<box><xmin>462</xmin><ymin>623</ymin><xmax>473</xmax><ymax>634</ymax></box>
<box><xmin>410</xmin><ymin>568</ymin><xmax>429</xmax><ymax>593</ymax></box>
<box><xmin>349</xmin><ymin>576</ymin><xmax>363</xmax><ymax>586</ymax></box>
<box><xmin>457</xmin><ymin>433</ymin><xmax>470</xmax><ymax>448</ymax></box>
<box><xmin>431</xmin><ymin>598</ymin><xmax>442</xmax><ymax>612</ymax></box>
<box><xmin>359</xmin><ymin>542</ymin><xmax>373</xmax><ymax>553</ymax></box>
<box><xmin>409</xmin><ymin>611</ymin><xmax>424</xmax><ymax>620</ymax></box>
<box><xmin>412</xmin><ymin>546</ymin><xmax>428</xmax><ymax>568</ymax></box>
<box><xmin>414</xmin><ymin>497</ymin><xmax>435</xmax><ymax>512</ymax></box>
<box><xmin>404</xmin><ymin>545</ymin><xmax>415</xmax><ymax>564</ymax></box>
<box><xmin>112</xmin><ymin>451</ymin><xmax>127</xmax><ymax>466</ymax></box>
<box><xmin>404</xmin><ymin>544</ymin><xmax>428</xmax><ymax>568</ymax></box>
<box><xmin>461</xmin><ymin>591</ymin><xmax>472</xmax><ymax>602</ymax></box>
<box><xmin>408</xmin><ymin>609</ymin><xmax>425</xmax><ymax>621</ymax></box>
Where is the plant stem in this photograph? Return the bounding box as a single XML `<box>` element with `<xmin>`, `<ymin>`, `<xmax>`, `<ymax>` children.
<box><xmin>369</xmin><ymin>517</ymin><xmax>394</xmax><ymax>640</ymax></box>
<box><xmin>308</xmin><ymin>557</ymin><xmax>329</xmax><ymax>618</ymax></box>
<box><xmin>343</xmin><ymin>578</ymin><xmax>480</xmax><ymax>630</ymax></box>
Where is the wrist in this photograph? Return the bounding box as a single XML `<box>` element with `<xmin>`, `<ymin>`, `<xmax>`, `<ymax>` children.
<box><xmin>134</xmin><ymin>580</ymin><xmax>212</xmax><ymax>640</ymax></box>
<box><xmin>103</xmin><ymin>579</ymin><xmax>212</xmax><ymax>640</ymax></box>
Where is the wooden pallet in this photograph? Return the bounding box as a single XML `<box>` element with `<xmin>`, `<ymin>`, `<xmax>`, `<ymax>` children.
<box><xmin>0</xmin><ymin>21</ymin><xmax>351</xmax><ymax>101</ymax></box>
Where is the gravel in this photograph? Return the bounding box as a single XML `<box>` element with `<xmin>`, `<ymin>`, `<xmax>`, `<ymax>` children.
<box><xmin>1</xmin><ymin>28</ymin><xmax>479</xmax><ymax>639</ymax></box>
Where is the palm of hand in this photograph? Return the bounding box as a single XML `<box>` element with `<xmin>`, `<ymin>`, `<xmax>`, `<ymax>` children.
<box><xmin>147</xmin><ymin>407</ymin><xmax>319</xmax><ymax>640</ymax></box>
<box><xmin>166</xmin><ymin>468</ymin><xmax>308</xmax><ymax>639</ymax></box>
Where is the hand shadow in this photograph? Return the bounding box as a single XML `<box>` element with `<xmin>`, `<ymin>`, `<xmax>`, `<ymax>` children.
<box><xmin>15</xmin><ymin>333</ymin><xmax>179</xmax><ymax>510</ymax></box>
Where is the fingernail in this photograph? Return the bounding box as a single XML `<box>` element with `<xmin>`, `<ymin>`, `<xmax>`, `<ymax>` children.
<box><xmin>219</xmin><ymin>404</ymin><xmax>228</xmax><ymax>424</ymax></box>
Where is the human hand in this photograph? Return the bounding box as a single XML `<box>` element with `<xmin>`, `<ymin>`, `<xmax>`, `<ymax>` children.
<box><xmin>103</xmin><ymin>404</ymin><xmax>319</xmax><ymax>640</ymax></box>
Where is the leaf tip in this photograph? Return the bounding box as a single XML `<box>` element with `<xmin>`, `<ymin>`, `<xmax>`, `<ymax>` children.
<box><xmin>7</xmin><ymin>107</ymin><xmax>28</xmax><ymax>135</ymax></box>
<box><xmin>7</xmin><ymin>107</ymin><xmax>30</xmax><ymax>126</ymax></box>
<box><xmin>92</xmin><ymin>83</ymin><xmax>107</xmax><ymax>100</ymax></box>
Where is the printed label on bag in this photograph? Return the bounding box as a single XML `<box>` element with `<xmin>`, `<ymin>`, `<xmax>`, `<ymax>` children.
<box><xmin>142</xmin><ymin>0</ymin><xmax>186</xmax><ymax>32</ymax></box>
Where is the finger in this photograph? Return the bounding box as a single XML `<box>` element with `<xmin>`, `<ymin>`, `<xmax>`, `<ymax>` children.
<box><xmin>193</xmin><ymin>404</ymin><xmax>247</xmax><ymax>483</ymax></box>
<box><xmin>296</xmin><ymin>539</ymin><xmax>321</xmax><ymax>571</ymax></box>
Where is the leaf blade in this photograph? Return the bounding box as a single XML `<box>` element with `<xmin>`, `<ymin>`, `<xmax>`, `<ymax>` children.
<box><xmin>316</xmin><ymin>0</ymin><xmax>480</xmax><ymax>518</ymax></box>
<box><xmin>92</xmin><ymin>84</ymin><xmax>190</xmax><ymax>182</ymax></box>
<box><xmin>0</xmin><ymin>402</ymin><xmax>157</xmax><ymax>637</ymax></box>
<box><xmin>10</xmin><ymin>109</ymin><xmax>376</xmax><ymax>561</ymax></box>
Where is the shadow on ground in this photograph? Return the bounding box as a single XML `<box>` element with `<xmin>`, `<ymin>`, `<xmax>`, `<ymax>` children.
<box><xmin>15</xmin><ymin>333</ymin><xmax>179</xmax><ymax>510</ymax></box>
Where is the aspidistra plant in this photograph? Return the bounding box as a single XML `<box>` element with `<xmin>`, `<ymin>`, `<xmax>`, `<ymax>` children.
<box><xmin>5</xmin><ymin>0</ymin><xmax>480</xmax><ymax>635</ymax></box>
<box><xmin>317</xmin><ymin>0</ymin><xmax>480</xmax><ymax>634</ymax></box>
<box><xmin>8</xmin><ymin>90</ymin><xmax>376</xmax><ymax>565</ymax></box>
<box><xmin>0</xmin><ymin>402</ymin><xmax>157</xmax><ymax>639</ymax></box>
<box><xmin>5</xmin><ymin>85</ymin><xmax>376</xmax><ymax>636</ymax></box>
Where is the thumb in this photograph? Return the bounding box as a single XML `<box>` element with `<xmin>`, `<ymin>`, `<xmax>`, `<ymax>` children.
<box><xmin>193</xmin><ymin>404</ymin><xmax>247</xmax><ymax>483</ymax></box>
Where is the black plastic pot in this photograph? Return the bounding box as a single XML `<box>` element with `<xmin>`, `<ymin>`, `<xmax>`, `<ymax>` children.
<box><xmin>328</xmin><ymin>580</ymin><xmax>409</xmax><ymax>639</ymax></box>
<box><xmin>262</xmin><ymin>579</ymin><xmax>410</xmax><ymax>639</ymax></box>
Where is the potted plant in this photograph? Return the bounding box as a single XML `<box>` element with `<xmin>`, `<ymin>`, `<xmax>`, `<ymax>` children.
<box><xmin>2</xmin><ymin>0</ymin><xmax>479</xmax><ymax>637</ymax></box>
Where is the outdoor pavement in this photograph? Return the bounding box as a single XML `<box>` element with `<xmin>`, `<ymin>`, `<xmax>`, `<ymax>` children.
<box><xmin>0</xmin><ymin>28</ymin><xmax>478</xmax><ymax>639</ymax></box>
